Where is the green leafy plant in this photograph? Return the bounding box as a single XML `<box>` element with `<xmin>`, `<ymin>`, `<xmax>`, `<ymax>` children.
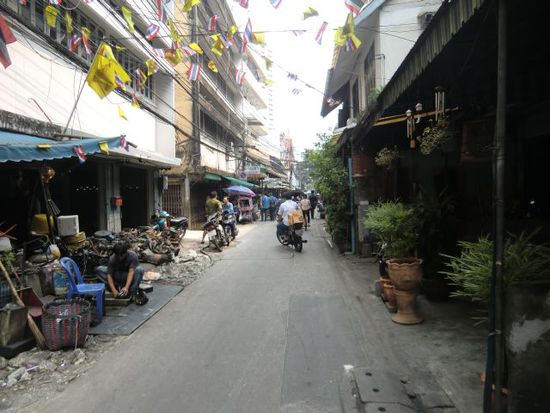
<box><xmin>364</xmin><ymin>201</ymin><xmax>421</xmax><ymax>258</ymax></box>
<box><xmin>374</xmin><ymin>147</ymin><xmax>399</xmax><ymax>169</ymax></box>
<box><xmin>419</xmin><ymin>117</ymin><xmax>450</xmax><ymax>155</ymax></box>
<box><xmin>440</xmin><ymin>231</ymin><xmax>550</xmax><ymax>304</ymax></box>
<box><xmin>305</xmin><ymin>133</ymin><xmax>350</xmax><ymax>247</ymax></box>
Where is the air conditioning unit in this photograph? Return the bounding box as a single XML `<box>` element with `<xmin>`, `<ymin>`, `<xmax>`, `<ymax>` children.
<box><xmin>57</xmin><ymin>215</ymin><xmax>80</xmax><ymax>237</ymax></box>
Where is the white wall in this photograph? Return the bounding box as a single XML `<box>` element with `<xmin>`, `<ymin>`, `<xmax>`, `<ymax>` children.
<box><xmin>200</xmin><ymin>134</ymin><xmax>237</xmax><ymax>174</ymax></box>
<box><xmin>0</xmin><ymin>26</ymin><xmax>175</xmax><ymax>157</ymax></box>
<box><xmin>379</xmin><ymin>0</ymin><xmax>441</xmax><ymax>86</ymax></box>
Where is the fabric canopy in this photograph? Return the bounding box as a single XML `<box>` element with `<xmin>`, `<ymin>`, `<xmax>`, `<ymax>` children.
<box><xmin>223</xmin><ymin>176</ymin><xmax>255</xmax><ymax>188</ymax></box>
<box><xmin>0</xmin><ymin>131</ymin><xmax>121</xmax><ymax>163</ymax></box>
<box><xmin>204</xmin><ymin>173</ymin><xmax>222</xmax><ymax>181</ymax></box>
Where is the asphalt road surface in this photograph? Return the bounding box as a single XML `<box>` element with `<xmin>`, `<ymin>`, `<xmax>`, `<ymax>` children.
<box><xmin>35</xmin><ymin>220</ymin><xmax>373</xmax><ymax>413</ymax></box>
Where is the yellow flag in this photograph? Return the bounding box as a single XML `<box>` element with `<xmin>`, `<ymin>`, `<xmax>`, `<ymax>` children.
<box><xmin>343</xmin><ymin>13</ymin><xmax>355</xmax><ymax>36</ymax></box>
<box><xmin>183</xmin><ymin>0</ymin><xmax>201</xmax><ymax>12</ymax></box>
<box><xmin>45</xmin><ymin>5</ymin><xmax>58</xmax><ymax>28</ymax></box>
<box><xmin>99</xmin><ymin>141</ymin><xmax>110</xmax><ymax>154</ymax></box>
<box><xmin>251</xmin><ymin>32</ymin><xmax>266</xmax><ymax>45</ymax></box>
<box><xmin>121</xmin><ymin>7</ymin><xmax>135</xmax><ymax>33</ymax></box>
<box><xmin>65</xmin><ymin>12</ymin><xmax>73</xmax><ymax>33</ymax></box>
<box><xmin>145</xmin><ymin>59</ymin><xmax>159</xmax><ymax>76</ymax></box>
<box><xmin>334</xmin><ymin>27</ymin><xmax>346</xmax><ymax>47</ymax></box>
<box><xmin>264</xmin><ymin>78</ymin><xmax>274</xmax><ymax>87</ymax></box>
<box><xmin>207</xmin><ymin>60</ymin><xmax>218</xmax><ymax>73</ymax></box>
<box><xmin>263</xmin><ymin>56</ymin><xmax>273</xmax><ymax>70</ymax></box>
<box><xmin>227</xmin><ymin>25</ymin><xmax>238</xmax><ymax>40</ymax></box>
<box><xmin>188</xmin><ymin>43</ymin><xmax>203</xmax><ymax>54</ymax></box>
<box><xmin>118</xmin><ymin>106</ymin><xmax>127</xmax><ymax>121</ymax></box>
<box><xmin>168</xmin><ymin>18</ymin><xmax>181</xmax><ymax>43</ymax></box>
<box><xmin>165</xmin><ymin>49</ymin><xmax>183</xmax><ymax>65</ymax></box>
<box><xmin>210</xmin><ymin>36</ymin><xmax>224</xmax><ymax>56</ymax></box>
<box><xmin>115</xmin><ymin>45</ymin><xmax>126</xmax><ymax>53</ymax></box>
<box><xmin>302</xmin><ymin>7</ymin><xmax>319</xmax><ymax>20</ymax></box>
<box><xmin>86</xmin><ymin>42</ymin><xmax>131</xmax><ymax>99</ymax></box>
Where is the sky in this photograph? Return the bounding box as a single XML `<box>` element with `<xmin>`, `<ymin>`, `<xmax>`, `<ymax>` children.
<box><xmin>229</xmin><ymin>0</ymin><xmax>349</xmax><ymax>159</ymax></box>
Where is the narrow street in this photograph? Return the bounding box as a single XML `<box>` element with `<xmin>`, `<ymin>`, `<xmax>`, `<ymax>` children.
<box><xmin>32</xmin><ymin>220</ymin><xmax>373</xmax><ymax>413</ymax></box>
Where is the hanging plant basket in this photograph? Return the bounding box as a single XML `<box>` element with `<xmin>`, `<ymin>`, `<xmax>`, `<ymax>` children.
<box><xmin>419</xmin><ymin>117</ymin><xmax>450</xmax><ymax>155</ymax></box>
<box><xmin>375</xmin><ymin>147</ymin><xmax>400</xmax><ymax>169</ymax></box>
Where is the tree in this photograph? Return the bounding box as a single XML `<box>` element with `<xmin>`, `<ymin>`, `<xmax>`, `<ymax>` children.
<box><xmin>305</xmin><ymin>133</ymin><xmax>350</xmax><ymax>247</ymax></box>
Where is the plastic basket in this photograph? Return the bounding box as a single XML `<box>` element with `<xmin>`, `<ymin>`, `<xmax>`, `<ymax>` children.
<box><xmin>41</xmin><ymin>298</ymin><xmax>91</xmax><ymax>351</ymax></box>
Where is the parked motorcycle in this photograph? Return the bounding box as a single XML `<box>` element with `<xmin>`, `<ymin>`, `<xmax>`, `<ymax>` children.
<box><xmin>276</xmin><ymin>221</ymin><xmax>307</xmax><ymax>252</ymax></box>
<box><xmin>149</xmin><ymin>211</ymin><xmax>189</xmax><ymax>255</ymax></box>
<box><xmin>221</xmin><ymin>211</ymin><xmax>238</xmax><ymax>244</ymax></box>
<box><xmin>203</xmin><ymin>213</ymin><xmax>227</xmax><ymax>252</ymax></box>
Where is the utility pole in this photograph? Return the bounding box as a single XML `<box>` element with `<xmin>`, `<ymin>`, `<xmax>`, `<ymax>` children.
<box><xmin>191</xmin><ymin>6</ymin><xmax>201</xmax><ymax>167</ymax></box>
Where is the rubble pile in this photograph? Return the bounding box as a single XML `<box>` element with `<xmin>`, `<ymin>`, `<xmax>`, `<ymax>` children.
<box><xmin>156</xmin><ymin>249</ymin><xmax>213</xmax><ymax>287</ymax></box>
<box><xmin>0</xmin><ymin>336</ymin><xmax>123</xmax><ymax>411</ymax></box>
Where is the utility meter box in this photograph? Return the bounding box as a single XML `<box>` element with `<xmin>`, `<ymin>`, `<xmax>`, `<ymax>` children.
<box><xmin>56</xmin><ymin>215</ymin><xmax>80</xmax><ymax>237</ymax></box>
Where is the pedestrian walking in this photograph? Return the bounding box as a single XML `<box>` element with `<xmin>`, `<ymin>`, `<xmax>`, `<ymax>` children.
<box><xmin>269</xmin><ymin>192</ymin><xmax>277</xmax><ymax>221</ymax></box>
<box><xmin>260</xmin><ymin>192</ymin><xmax>270</xmax><ymax>222</ymax></box>
<box><xmin>300</xmin><ymin>195</ymin><xmax>311</xmax><ymax>227</ymax></box>
<box><xmin>308</xmin><ymin>191</ymin><xmax>318</xmax><ymax>219</ymax></box>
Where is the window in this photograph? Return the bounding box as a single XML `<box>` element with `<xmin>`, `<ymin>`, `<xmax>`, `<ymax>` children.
<box><xmin>5</xmin><ymin>0</ymin><xmax>153</xmax><ymax>102</ymax></box>
<box><xmin>363</xmin><ymin>46</ymin><xmax>376</xmax><ymax>105</ymax></box>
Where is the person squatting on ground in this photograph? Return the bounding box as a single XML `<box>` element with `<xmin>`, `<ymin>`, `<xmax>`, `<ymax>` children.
<box><xmin>300</xmin><ymin>195</ymin><xmax>311</xmax><ymax>226</ymax></box>
<box><xmin>96</xmin><ymin>241</ymin><xmax>143</xmax><ymax>299</ymax></box>
<box><xmin>260</xmin><ymin>192</ymin><xmax>270</xmax><ymax>222</ymax></box>
<box><xmin>277</xmin><ymin>193</ymin><xmax>299</xmax><ymax>237</ymax></box>
<box><xmin>202</xmin><ymin>191</ymin><xmax>222</xmax><ymax>244</ymax></box>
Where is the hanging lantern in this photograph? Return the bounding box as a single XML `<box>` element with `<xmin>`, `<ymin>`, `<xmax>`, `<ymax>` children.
<box><xmin>415</xmin><ymin>102</ymin><xmax>423</xmax><ymax>124</ymax></box>
<box><xmin>435</xmin><ymin>86</ymin><xmax>445</xmax><ymax>121</ymax></box>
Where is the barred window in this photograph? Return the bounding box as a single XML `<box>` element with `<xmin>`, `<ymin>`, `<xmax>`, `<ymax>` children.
<box><xmin>115</xmin><ymin>50</ymin><xmax>154</xmax><ymax>101</ymax></box>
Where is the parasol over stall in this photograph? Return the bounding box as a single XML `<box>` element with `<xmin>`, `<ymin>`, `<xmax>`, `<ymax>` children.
<box><xmin>224</xmin><ymin>185</ymin><xmax>256</xmax><ymax>197</ymax></box>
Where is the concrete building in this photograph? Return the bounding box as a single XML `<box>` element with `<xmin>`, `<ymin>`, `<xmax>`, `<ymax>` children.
<box><xmin>164</xmin><ymin>0</ymin><xmax>275</xmax><ymax>227</ymax></box>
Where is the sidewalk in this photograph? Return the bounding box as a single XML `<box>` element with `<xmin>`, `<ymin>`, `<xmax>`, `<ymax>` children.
<box><xmin>339</xmin><ymin>256</ymin><xmax>486</xmax><ymax>412</ymax></box>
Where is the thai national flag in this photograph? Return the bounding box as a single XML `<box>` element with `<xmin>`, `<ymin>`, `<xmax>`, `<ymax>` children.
<box><xmin>181</xmin><ymin>46</ymin><xmax>196</xmax><ymax>57</ymax></box>
<box><xmin>244</xmin><ymin>18</ymin><xmax>252</xmax><ymax>42</ymax></box>
<box><xmin>287</xmin><ymin>73</ymin><xmax>298</xmax><ymax>81</ymax></box>
<box><xmin>235</xmin><ymin>69</ymin><xmax>245</xmax><ymax>86</ymax></box>
<box><xmin>69</xmin><ymin>34</ymin><xmax>82</xmax><ymax>52</ymax></box>
<box><xmin>220</xmin><ymin>34</ymin><xmax>233</xmax><ymax>48</ymax></box>
<box><xmin>114</xmin><ymin>73</ymin><xmax>126</xmax><ymax>90</ymax></box>
<box><xmin>119</xmin><ymin>135</ymin><xmax>129</xmax><ymax>151</ymax></box>
<box><xmin>239</xmin><ymin>0</ymin><xmax>249</xmax><ymax>9</ymax></box>
<box><xmin>240</xmin><ymin>35</ymin><xmax>248</xmax><ymax>53</ymax></box>
<box><xmin>186</xmin><ymin>63</ymin><xmax>201</xmax><ymax>81</ymax></box>
<box><xmin>344</xmin><ymin>0</ymin><xmax>364</xmax><ymax>16</ymax></box>
<box><xmin>269</xmin><ymin>0</ymin><xmax>282</xmax><ymax>9</ymax></box>
<box><xmin>82</xmin><ymin>34</ymin><xmax>92</xmax><ymax>55</ymax></box>
<box><xmin>207</xmin><ymin>15</ymin><xmax>219</xmax><ymax>32</ymax></box>
<box><xmin>146</xmin><ymin>23</ymin><xmax>160</xmax><ymax>41</ymax></box>
<box><xmin>49</xmin><ymin>0</ymin><xmax>62</xmax><ymax>4</ymax></box>
<box><xmin>292</xmin><ymin>88</ymin><xmax>302</xmax><ymax>95</ymax></box>
<box><xmin>315</xmin><ymin>22</ymin><xmax>328</xmax><ymax>45</ymax></box>
<box><xmin>73</xmin><ymin>145</ymin><xmax>87</xmax><ymax>163</ymax></box>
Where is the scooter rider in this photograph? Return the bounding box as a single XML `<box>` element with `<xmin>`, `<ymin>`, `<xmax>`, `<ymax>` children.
<box><xmin>276</xmin><ymin>192</ymin><xmax>299</xmax><ymax>237</ymax></box>
<box><xmin>222</xmin><ymin>196</ymin><xmax>237</xmax><ymax>238</ymax></box>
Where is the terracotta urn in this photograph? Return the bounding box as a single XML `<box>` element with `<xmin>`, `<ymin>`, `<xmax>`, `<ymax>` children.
<box><xmin>387</xmin><ymin>258</ymin><xmax>423</xmax><ymax>324</ymax></box>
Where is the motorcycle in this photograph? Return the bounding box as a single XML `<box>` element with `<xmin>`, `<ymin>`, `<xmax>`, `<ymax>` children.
<box><xmin>203</xmin><ymin>213</ymin><xmax>227</xmax><ymax>252</ymax></box>
<box><xmin>221</xmin><ymin>211</ymin><xmax>239</xmax><ymax>243</ymax></box>
<box><xmin>276</xmin><ymin>211</ymin><xmax>307</xmax><ymax>252</ymax></box>
<box><xmin>149</xmin><ymin>211</ymin><xmax>189</xmax><ymax>255</ymax></box>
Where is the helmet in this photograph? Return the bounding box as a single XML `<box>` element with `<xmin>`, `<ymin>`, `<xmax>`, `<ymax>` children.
<box><xmin>159</xmin><ymin>210</ymin><xmax>170</xmax><ymax>218</ymax></box>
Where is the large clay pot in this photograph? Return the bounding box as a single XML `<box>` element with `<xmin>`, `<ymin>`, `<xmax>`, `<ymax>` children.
<box><xmin>387</xmin><ymin>258</ymin><xmax>423</xmax><ymax>291</ymax></box>
<box><xmin>380</xmin><ymin>278</ymin><xmax>397</xmax><ymax>313</ymax></box>
<box><xmin>387</xmin><ymin>258</ymin><xmax>423</xmax><ymax>325</ymax></box>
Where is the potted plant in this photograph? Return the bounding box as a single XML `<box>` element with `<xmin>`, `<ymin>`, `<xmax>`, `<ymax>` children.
<box><xmin>374</xmin><ymin>147</ymin><xmax>399</xmax><ymax>170</ymax></box>
<box><xmin>418</xmin><ymin>117</ymin><xmax>450</xmax><ymax>155</ymax></box>
<box><xmin>440</xmin><ymin>231</ymin><xmax>550</xmax><ymax>412</ymax></box>
<box><xmin>364</xmin><ymin>202</ymin><xmax>423</xmax><ymax>324</ymax></box>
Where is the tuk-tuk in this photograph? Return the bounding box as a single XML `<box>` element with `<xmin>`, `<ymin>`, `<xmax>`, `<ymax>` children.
<box><xmin>237</xmin><ymin>196</ymin><xmax>255</xmax><ymax>223</ymax></box>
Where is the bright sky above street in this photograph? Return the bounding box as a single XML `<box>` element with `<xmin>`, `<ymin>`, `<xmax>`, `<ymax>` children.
<box><xmin>229</xmin><ymin>0</ymin><xmax>348</xmax><ymax>159</ymax></box>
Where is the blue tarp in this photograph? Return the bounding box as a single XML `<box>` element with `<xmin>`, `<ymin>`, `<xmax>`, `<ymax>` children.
<box><xmin>0</xmin><ymin>130</ymin><xmax>121</xmax><ymax>163</ymax></box>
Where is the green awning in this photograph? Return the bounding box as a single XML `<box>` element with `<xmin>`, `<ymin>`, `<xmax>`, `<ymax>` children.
<box><xmin>223</xmin><ymin>176</ymin><xmax>256</xmax><ymax>188</ymax></box>
<box><xmin>204</xmin><ymin>173</ymin><xmax>222</xmax><ymax>181</ymax></box>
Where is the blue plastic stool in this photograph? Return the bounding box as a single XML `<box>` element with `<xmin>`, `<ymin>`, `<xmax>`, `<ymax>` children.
<box><xmin>59</xmin><ymin>257</ymin><xmax>105</xmax><ymax>324</ymax></box>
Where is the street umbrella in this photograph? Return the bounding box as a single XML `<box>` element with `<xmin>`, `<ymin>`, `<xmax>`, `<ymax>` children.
<box><xmin>224</xmin><ymin>185</ymin><xmax>256</xmax><ymax>197</ymax></box>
